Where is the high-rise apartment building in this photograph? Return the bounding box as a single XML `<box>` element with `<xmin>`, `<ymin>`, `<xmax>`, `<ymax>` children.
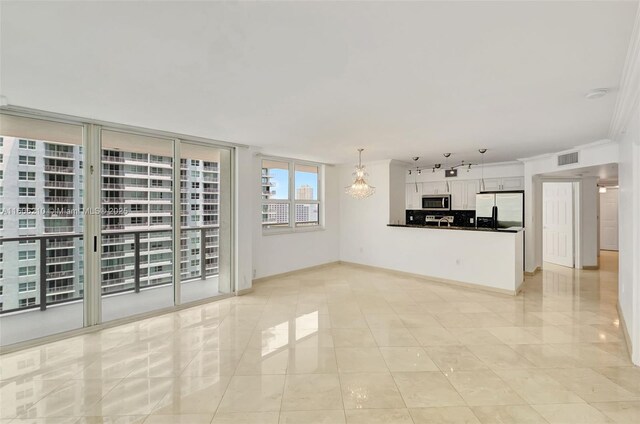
<box><xmin>0</xmin><ymin>136</ymin><xmax>84</xmax><ymax>311</ymax></box>
<box><xmin>0</xmin><ymin>135</ymin><xmax>220</xmax><ymax>312</ymax></box>
<box><xmin>296</xmin><ymin>184</ymin><xmax>314</xmax><ymax>200</ymax></box>
<box><xmin>261</xmin><ymin>167</ymin><xmax>289</xmax><ymax>226</ymax></box>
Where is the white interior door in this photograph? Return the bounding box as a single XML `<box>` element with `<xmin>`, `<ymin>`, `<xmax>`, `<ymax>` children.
<box><xmin>543</xmin><ymin>182</ymin><xmax>574</xmax><ymax>267</ymax></box>
<box><xmin>599</xmin><ymin>188</ymin><xmax>619</xmax><ymax>251</ymax></box>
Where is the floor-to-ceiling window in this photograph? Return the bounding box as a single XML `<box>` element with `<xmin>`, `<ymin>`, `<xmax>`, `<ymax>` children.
<box><xmin>0</xmin><ymin>111</ymin><xmax>235</xmax><ymax>347</ymax></box>
<box><xmin>100</xmin><ymin>129</ymin><xmax>176</xmax><ymax>322</ymax></box>
<box><xmin>179</xmin><ymin>142</ymin><xmax>232</xmax><ymax>303</ymax></box>
<box><xmin>0</xmin><ymin>114</ymin><xmax>85</xmax><ymax>345</ymax></box>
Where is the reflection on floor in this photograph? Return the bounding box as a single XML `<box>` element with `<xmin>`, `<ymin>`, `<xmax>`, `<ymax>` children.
<box><xmin>1</xmin><ymin>251</ymin><xmax>638</xmax><ymax>424</ymax></box>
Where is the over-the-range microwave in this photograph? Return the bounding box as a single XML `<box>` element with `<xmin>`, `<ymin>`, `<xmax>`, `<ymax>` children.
<box><xmin>421</xmin><ymin>194</ymin><xmax>451</xmax><ymax>211</ymax></box>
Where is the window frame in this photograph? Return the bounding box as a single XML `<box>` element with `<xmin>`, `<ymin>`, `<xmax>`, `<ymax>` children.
<box><xmin>261</xmin><ymin>156</ymin><xmax>323</xmax><ymax>235</ymax></box>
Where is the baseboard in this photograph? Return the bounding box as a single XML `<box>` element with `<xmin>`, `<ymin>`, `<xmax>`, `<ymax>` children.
<box><xmin>524</xmin><ymin>267</ymin><xmax>540</xmax><ymax>276</ymax></box>
<box><xmin>236</xmin><ymin>287</ymin><xmax>254</xmax><ymax>296</ymax></box>
<box><xmin>617</xmin><ymin>300</ymin><xmax>634</xmax><ymax>362</ymax></box>
<box><xmin>582</xmin><ymin>265</ymin><xmax>600</xmax><ymax>270</ymax></box>
<box><xmin>252</xmin><ymin>261</ymin><xmax>341</xmax><ymax>284</ymax></box>
<box><xmin>338</xmin><ymin>261</ymin><xmax>518</xmax><ymax>296</ymax></box>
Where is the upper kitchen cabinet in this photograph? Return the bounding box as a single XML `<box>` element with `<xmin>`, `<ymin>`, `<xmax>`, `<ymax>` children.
<box><xmin>501</xmin><ymin>177</ymin><xmax>525</xmax><ymax>190</ymax></box>
<box><xmin>423</xmin><ymin>181</ymin><xmax>448</xmax><ymax>195</ymax></box>
<box><xmin>464</xmin><ymin>179</ymin><xmax>480</xmax><ymax>209</ymax></box>
<box><xmin>406</xmin><ymin>182</ymin><xmax>422</xmax><ymax>209</ymax></box>
<box><xmin>482</xmin><ymin>177</ymin><xmax>524</xmax><ymax>191</ymax></box>
<box><xmin>450</xmin><ymin>180</ymin><xmax>480</xmax><ymax>210</ymax></box>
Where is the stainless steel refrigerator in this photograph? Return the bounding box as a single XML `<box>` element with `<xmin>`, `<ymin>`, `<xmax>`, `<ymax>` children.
<box><xmin>476</xmin><ymin>191</ymin><xmax>524</xmax><ymax>229</ymax></box>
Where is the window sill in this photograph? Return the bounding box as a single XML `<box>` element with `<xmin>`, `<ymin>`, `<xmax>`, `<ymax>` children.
<box><xmin>262</xmin><ymin>226</ymin><xmax>325</xmax><ymax>236</ymax></box>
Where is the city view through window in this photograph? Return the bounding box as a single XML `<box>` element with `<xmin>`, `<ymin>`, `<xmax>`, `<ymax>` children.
<box><xmin>262</xmin><ymin>160</ymin><xmax>320</xmax><ymax>229</ymax></box>
<box><xmin>0</xmin><ymin>135</ymin><xmax>222</xmax><ymax>314</ymax></box>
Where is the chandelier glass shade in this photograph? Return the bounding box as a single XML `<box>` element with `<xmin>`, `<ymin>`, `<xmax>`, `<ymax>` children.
<box><xmin>345</xmin><ymin>148</ymin><xmax>375</xmax><ymax>199</ymax></box>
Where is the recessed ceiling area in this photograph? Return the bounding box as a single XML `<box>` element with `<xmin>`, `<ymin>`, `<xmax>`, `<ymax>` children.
<box><xmin>542</xmin><ymin>163</ymin><xmax>619</xmax><ymax>186</ymax></box>
<box><xmin>0</xmin><ymin>1</ymin><xmax>636</xmax><ymax>164</ymax></box>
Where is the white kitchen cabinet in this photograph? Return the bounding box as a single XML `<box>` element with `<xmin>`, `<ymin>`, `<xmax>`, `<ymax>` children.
<box><xmin>425</xmin><ymin>180</ymin><xmax>479</xmax><ymax>210</ymax></box>
<box><xmin>449</xmin><ymin>179</ymin><xmax>480</xmax><ymax>210</ymax></box>
<box><xmin>449</xmin><ymin>180</ymin><xmax>466</xmax><ymax>210</ymax></box>
<box><xmin>406</xmin><ymin>182</ymin><xmax>422</xmax><ymax>209</ymax></box>
<box><xmin>423</xmin><ymin>181</ymin><xmax>448</xmax><ymax>195</ymax></box>
<box><xmin>482</xmin><ymin>178</ymin><xmax>502</xmax><ymax>191</ymax></box>
<box><xmin>464</xmin><ymin>179</ymin><xmax>479</xmax><ymax>209</ymax></box>
<box><xmin>480</xmin><ymin>177</ymin><xmax>524</xmax><ymax>192</ymax></box>
<box><xmin>501</xmin><ymin>177</ymin><xmax>524</xmax><ymax>191</ymax></box>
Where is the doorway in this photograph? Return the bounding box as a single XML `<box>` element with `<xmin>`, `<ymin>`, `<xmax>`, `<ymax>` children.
<box><xmin>542</xmin><ymin>182</ymin><xmax>575</xmax><ymax>267</ymax></box>
<box><xmin>599</xmin><ymin>187</ymin><xmax>619</xmax><ymax>251</ymax></box>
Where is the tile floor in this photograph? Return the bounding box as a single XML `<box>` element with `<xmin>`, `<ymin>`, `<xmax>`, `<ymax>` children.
<box><xmin>1</xmin><ymin>251</ymin><xmax>639</xmax><ymax>423</ymax></box>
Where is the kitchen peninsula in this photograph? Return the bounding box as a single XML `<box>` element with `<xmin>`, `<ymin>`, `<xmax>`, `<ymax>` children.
<box><xmin>384</xmin><ymin>224</ymin><xmax>524</xmax><ymax>294</ymax></box>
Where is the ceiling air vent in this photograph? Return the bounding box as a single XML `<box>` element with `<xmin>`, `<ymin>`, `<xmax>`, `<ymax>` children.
<box><xmin>557</xmin><ymin>152</ymin><xmax>579</xmax><ymax>166</ymax></box>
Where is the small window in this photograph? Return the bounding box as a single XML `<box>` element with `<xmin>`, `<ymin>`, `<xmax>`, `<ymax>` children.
<box><xmin>18</xmin><ymin>139</ymin><xmax>36</xmax><ymax>149</ymax></box>
<box><xmin>262</xmin><ymin>158</ymin><xmax>322</xmax><ymax>231</ymax></box>
<box><xmin>19</xmin><ymin>155</ymin><xmax>36</xmax><ymax>165</ymax></box>
<box><xmin>18</xmin><ymin>250</ymin><xmax>36</xmax><ymax>260</ymax></box>
<box><xmin>19</xmin><ymin>297</ymin><xmax>37</xmax><ymax>308</ymax></box>
<box><xmin>19</xmin><ymin>203</ymin><xmax>36</xmax><ymax>213</ymax></box>
<box><xmin>19</xmin><ymin>171</ymin><xmax>36</xmax><ymax>181</ymax></box>
<box><xmin>19</xmin><ymin>187</ymin><xmax>36</xmax><ymax>196</ymax></box>
<box><xmin>18</xmin><ymin>281</ymin><xmax>37</xmax><ymax>292</ymax></box>
<box><xmin>19</xmin><ymin>266</ymin><xmax>37</xmax><ymax>276</ymax></box>
<box><xmin>19</xmin><ymin>219</ymin><xmax>36</xmax><ymax>229</ymax></box>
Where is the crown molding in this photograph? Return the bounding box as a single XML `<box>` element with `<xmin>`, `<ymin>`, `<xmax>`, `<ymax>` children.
<box><xmin>609</xmin><ymin>5</ymin><xmax>640</xmax><ymax>140</ymax></box>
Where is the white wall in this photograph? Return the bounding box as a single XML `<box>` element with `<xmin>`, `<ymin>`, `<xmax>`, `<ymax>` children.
<box><xmin>236</xmin><ymin>147</ymin><xmax>255</xmax><ymax>291</ymax></box>
<box><xmin>390</xmin><ymin>160</ymin><xmax>407</xmax><ymax>224</ymax></box>
<box><xmin>581</xmin><ymin>177</ymin><xmax>600</xmax><ymax>267</ymax></box>
<box><xmin>618</xmin><ymin>107</ymin><xmax>640</xmax><ymax>365</ymax></box>
<box><xmin>251</xmin><ymin>156</ymin><xmax>340</xmax><ymax>279</ymax></box>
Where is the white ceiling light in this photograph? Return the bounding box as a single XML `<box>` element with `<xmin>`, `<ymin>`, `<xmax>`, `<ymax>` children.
<box><xmin>585</xmin><ymin>88</ymin><xmax>609</xmax><ymax>100</ymax></box>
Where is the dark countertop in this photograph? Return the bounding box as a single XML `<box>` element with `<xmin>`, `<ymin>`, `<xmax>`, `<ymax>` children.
<box><xmin>387</xmin><ymin>224</ymin><xmax>524</xmax><ymax>233</ymax></box>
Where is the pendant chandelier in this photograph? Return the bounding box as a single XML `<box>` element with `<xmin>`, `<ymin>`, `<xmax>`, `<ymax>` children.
<box><xmin>345</xmin><ymin>148</ymin><xmax>375</xmax><ymax>199</ymax></box>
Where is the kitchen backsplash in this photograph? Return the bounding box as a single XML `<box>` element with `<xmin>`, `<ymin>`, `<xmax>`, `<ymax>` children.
<box><xmin>406</xmin><ymin>209</ymin><xmax>476</xmax><ymax>227</ymax></box>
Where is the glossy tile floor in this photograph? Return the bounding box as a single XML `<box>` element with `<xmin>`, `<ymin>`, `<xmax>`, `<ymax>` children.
<box><xmin>1</xmin><ymin>251</ymin><xmax>639</xmax><ymax>423</ymax></box>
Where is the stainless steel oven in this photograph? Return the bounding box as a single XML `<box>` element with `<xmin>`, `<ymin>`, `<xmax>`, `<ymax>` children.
<box><xmin>421</xmin><ymin>194</ymin><xmax>451</xmax><ymax>211</ymax></box>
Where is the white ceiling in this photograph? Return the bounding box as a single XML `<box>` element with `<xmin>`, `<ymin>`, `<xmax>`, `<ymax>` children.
<box><xmin>543</xmin><ymin>163</ymin><xmax>619</xmax><ymax>185</ymax></box>
<box><xmin>0</xmin><ymin>1</ymin><xmax>637</xmax><ymax>164</ymax></box>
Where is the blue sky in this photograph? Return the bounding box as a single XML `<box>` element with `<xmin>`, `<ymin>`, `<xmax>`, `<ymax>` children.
<box><xmin>270</xmin><ymin>169</ymin><xmax>317</xmax><ymax>200</ymax></box>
